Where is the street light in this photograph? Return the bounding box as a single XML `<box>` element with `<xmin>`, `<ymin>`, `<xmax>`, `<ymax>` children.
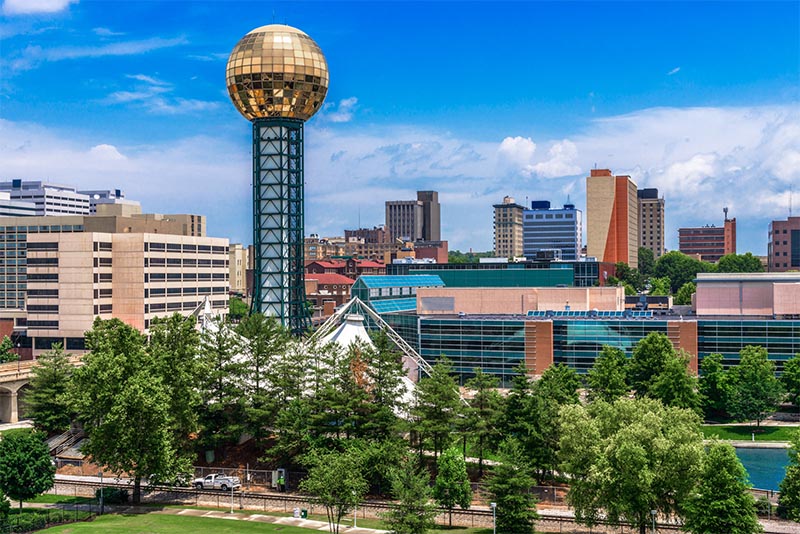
<box><xmin>353</xmin><ymin>490</ymin><xmax>357</xmax><ymax>528</ymax></box>
<box><xmin>490</xmin><ymin>502</ymin><xmax>496</xmax><ymax>534</ymax></box>
<box><xmin>229</xmin><ymin>483</ymin><xmax>234</xmax><ymax>514</ymax></box>
<box><xmin>650</xmin><ymin>509</ymin><xmax>657</xmax><ymax>534</ymax></box>
<box><xmin>97</xmin><ymin>471</ymin><xmax>104</xmax><ymax>515</ymax></box>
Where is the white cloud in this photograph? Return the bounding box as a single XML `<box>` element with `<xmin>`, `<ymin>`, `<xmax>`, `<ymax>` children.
<box><xmin>88</xmin><ymin>144</ymin><xmax>126</xmax><ymax>161</ymax></box>
<box><xmin>2</xmin><ymin>0</ymin><xmax>76</xmax><ymax>15</ymax></box>
<box><xmin>92</xmin><ymin>27</ymin><xmax>124</xmax><ymax>37</ymax></box>
<box><xmin>532</xmin><ymin>139</ymin><xmax>580</xmax><ymax>178</ymax></box>
<box><xmin>126</xmin><ymin>74</ymin><xmax>169</xmax><ymax>86</ymax></box>
<box><xmin>497</xmin><ymin>136</ymin><xmax>536</xmax><ymax>174</ymax></box>
<box><xmin>103</xmin><ymin>74</ymin><xmax>220</xmax><ymax>115</ymax></box>
<box><xmin>667</xmin><ymin>67</ymin><xmax>680</xmax><ymax>76</ymax></box>
<box><xmin>6</xmin><ymin>36</ymin><xmax>188</xmax><ymax>72</ymax></box>
<box><xmin>321</xmin><ymin>97</ymin><xmax>358</xmax><ymax>123</ymax></box>
<box><xmin>0</xmin><ymin>104</ymin><xmax>796</xmax><ymax>253</ymax></box>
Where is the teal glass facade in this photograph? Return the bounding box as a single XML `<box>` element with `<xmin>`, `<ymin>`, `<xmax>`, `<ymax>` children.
<box><xmin>697</xmin><ymin>320</ymin><xmax>800</xmax><ymax>372</ymax></box>
<box><xmin>552</xmin><ymin>320</ymin><xmax>669</xmax><ymax>374</ymax></box>
<box><xmin>419</xmin><ymin>318</ymin><xmax>527</xmax><ymax>386</ymax></box>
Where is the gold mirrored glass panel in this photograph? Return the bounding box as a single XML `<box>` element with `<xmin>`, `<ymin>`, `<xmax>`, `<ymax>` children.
<box><xmin>226</xmin><ymin>24</ymin><xmax>329</xmax><ymax>122</ymax></box>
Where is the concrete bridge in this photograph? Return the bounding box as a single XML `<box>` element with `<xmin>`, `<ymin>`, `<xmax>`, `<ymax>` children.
<box><xmin>0</xmin><ymin>356</ymin><xmax>82</xmax><ymax>424</ymax></box>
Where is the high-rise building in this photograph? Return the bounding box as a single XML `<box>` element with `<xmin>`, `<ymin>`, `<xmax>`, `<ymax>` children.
<box><xmin>0</xmin><ymin>192</ymin><xmax>37</xmax><ymax>217</ymax></box>
<box><xmin>768</xmin><ymin>216</ymin><xmax>800</xmax><ymax>272</ymax></box>
<box><xmin>637</xmin><ymin>188</ymin><xmax>665</xmax><ymax>258</ymax></box>
<box><xmin>0</xmin><ymin>180</ymin><xmax>90</xmax><ymax>216</ymax></box>
<box><xmin>229</xmin><ymin>243</ymin><xmax>250</xmax><ymax>296</ymax></box>
<box><xmin>586</xmin><ymin>169</ymin><xmax>639</xmax><ymax>268</ymax></box>
<box><xmin>0</xmin><ymin>207</ymin><xmax>228</xmax><ymax>357</ymax></box>
<box><xmin>226</xmin><ymin>24</ymin><xmax>329</xmax><ymax>334</ymax></box>
<box><xmin>678</xmin><ymin>208</ymin><xmax>736</xmax><ymax>262</ymax></box>
<box><xmin>493</xmin><ymin>196</ymin><xmax>525</xmax><ymax>258</ymax></box>
<box><xmin>417</xmin><ymin>191</ymin><xmax>441</xmax><ymax>242</ymax></box>
<box><xmin>522</xmin><ymin>201</ymin><xmax>582</xmax><ymax>261</ymax></box>
<box><xmin>386</xmin><ymin>200</ymin><xmax>423</xmax><ymax>242</ymax></box>
<box><xmin>386</xmin><ymin>191</ymin><xmax>441</xmax><ymax>243</ymax></box>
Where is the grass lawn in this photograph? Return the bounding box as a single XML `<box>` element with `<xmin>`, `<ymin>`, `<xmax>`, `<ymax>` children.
<box><xmin>701</xmin><ymin>424</ymin><xmax>799</xmax><ymax>442</ymax></box>
<box><xmin>29</xmin><ymin>494</ymin><xmax>93</xmax><ymax>505</ymax></box>
<box><xmin>39</xmin><ymin>513</ymin><xmax>322</xmax><ymax>533</ymax></box>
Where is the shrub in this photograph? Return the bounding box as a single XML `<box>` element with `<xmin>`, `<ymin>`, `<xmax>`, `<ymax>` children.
<box><xmin>95</xmin><ymin>487</ymin><xmax>129</xmax><ymax>504</ymax></box>
<box><xmin>754</xmin><ymin>495</ymin><xmax>772</xmax><ymax>516</ymax></box>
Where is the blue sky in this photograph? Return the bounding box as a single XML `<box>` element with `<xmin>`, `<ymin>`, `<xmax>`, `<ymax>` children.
<box><xmin>1</xmin><ymin>0</ymin><xmax>798</xmax><ymax>254</ymax></box>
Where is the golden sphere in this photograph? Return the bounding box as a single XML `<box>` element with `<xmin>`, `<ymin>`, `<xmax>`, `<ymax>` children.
<box><xmin>226</xmin><ymin>24</ymin><xmax>329</xmax><ymax>122</ymax></box>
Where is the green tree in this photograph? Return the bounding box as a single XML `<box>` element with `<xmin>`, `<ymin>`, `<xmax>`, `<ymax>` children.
<box><xmin>236</xmin><ymin>313</ymin><xmax>288</xmax><ymax>440</ymax></box>
<box><xmin>411</xmin><ymin>358</ymin><xmax>462</xmax><ymax>461</ymax></box>
<box><xmin>70</xmin><ymin>318</ymin><xmax>187</xmax><ymax>504</ymax></box>
<box><xmin>628</xmin><ymin>331</ymin><xmax>674</xmax><ymax>397</ymax></box>
<box><xmin>197</xmin><ymin>316</ymin><xmax>246</xmax><ymax>449</ymax></box>
<box><xmin>148</xmin><ymin>314</ymin><xmax>202</xmax><ymax>454</ymax></box>
<box><xmin>699</xmin><ymin>353</ymin><xmax>729</xmax><ymax>419</ymax></box>
<box><xmin>433</xmin><ymin>446</ymin><xmax>472</xmax><ymax>527</ymax></box>
<box><xmin>0</xmin><ymin>336</ymin><xmax>18</xmax><ymax>364</ymax></box>
<box><xmin>726</xmin><ymin>346</ymin><xmax>784</xmax><ymax>427</ymax></box>
<box><xmin>647</xmin><ymin>276</ymin><xmax>671</xmax><ymax>296</ymax></box>
<box><xmin>778</xmin><ymin>429</ymin><xmax>800</xmax><ymax>521</ymax></box>
<box><xmin>0</xmin><ymin>429</ymin><xmax>55</xmax><ymax>511</ymax></box>
<box><xmin>0</xmin><ymin>489</ymin><xmax>9</xmax><ymax>519</ymax></box>
<box><xmin>300</xmin><ymin>447</ymin><xmax>368</xmax><ymax>534</ymax></box>
<box><xmin>228</xmin><ymin>296</ymin><xmax>249</xmax><ymax>321</ymax></box>
<box><xmin>650</xmin><ymin>350</ymin><xmax>702</xmax><ymax>414</ymax></box>
<box><xmin>587</xmin><ymin>346</ymin><xmax>629</xmax><ymax>402</ymax></box>
<box><xmin>638</xmin><ymin>247</ymin><xmax>655</xmax><ymax>277</ymax></box>
<box><xmin>683</xmin><ymin>441</ymin><xmax>762</xmax><ymax>534</ymax></box>
<box><xmin>614</xmin><ymin>262</ymin><xmax>644</xmax><ymax>292</ymax></box>
<box><xmin>24</xmin><ymin>345</ymin><xmax>73</xmax><ymax>434</ymax></box>
<box><xmin>360</xmin><ymin>332</ymin><xmax>407</xmax><ymax>441</ymax></box>
<box><xmin>464</xmin><ymin>369</ymin><xmax>503</xmax><ymax>477</ymax></box>
<box><xmin>717</xmin><ymin>252</ymin><xmax>765</xmax><ymax>273</ymax></box>
<box><xmin>654</xmin><ymin>251</ymin><xmax>712</xmax><ymax>293</ymax></box>
<box><xmin>675</xmin><ymin>281</ymin><xmax>696</xmax><ymax>305</ymax></box>
<box><xmin>487</xmin><ymin>439</ymin><xmax>538</xmax><ymax>534</ymax></box>
<box><xmin>381</xmin><ymin>457</ymin><xmax>438</xmax><ymax>534</ymax></box>
<box><xmin>782</xmin><ymin>354</ymin><xmax>800</xmax><ymax>411</ymax></box>
<box><xmin>558</xmin><ymin>397</ymin><xmax>704</xmax><ymax>534</ymax></box>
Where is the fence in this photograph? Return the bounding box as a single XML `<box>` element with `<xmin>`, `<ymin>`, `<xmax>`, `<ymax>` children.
<box><xmin>0</xmin><ymin>509</ymin><xmax>93</xmax><ymax>534</ymax></box>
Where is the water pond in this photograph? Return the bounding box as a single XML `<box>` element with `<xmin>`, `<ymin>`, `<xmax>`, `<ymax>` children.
<box><xmin>735</xmin><ymin>447</ymin><xmax>790</xmax><ymax>492</ymax></box>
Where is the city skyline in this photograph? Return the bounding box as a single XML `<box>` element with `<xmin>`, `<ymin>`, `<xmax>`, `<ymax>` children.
<box><xmin>1</xmin><ymin>1</ymin><xmax>797</xmax><ymax>255</ymax></box>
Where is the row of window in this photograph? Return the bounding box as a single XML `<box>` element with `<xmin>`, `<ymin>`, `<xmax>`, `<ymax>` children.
<box><xmin>146</xmin><ymin>243</ymin><xmax>227</xmax><ymax>254</ymax></box>
<box><xmin>145</xmin><ymin>286</ymin><xmax>227</xmax><ymax>297</ymax></box>
<box><xmin>146</xmin><ymin>272</ymin><xmax>228</xmax><ymax>282</ymax></box>
<box><xmin>146</xmin><ymin>299</ymin><xmax>227</xmax><ymax>313</ymax></box>
<box><xmin>145</xmin><ymin>258</ymin><xmax>228</xmax><ymax>268</ymax></box>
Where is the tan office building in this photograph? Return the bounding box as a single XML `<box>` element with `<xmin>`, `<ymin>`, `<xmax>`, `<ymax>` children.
<box><xmin>493</xmin><ymin>196</ymin><xmax>525</xmax><ymax>258</ymax></box>
<box><xmin>586</xmin><ymin>169</ymin><xmax>639</xmax><ymax>268</ymax></box>
<box><xmin>637</xmin><ymin>188</ymin><xmax>665</xmax><ymax>258</ymax></box>
<box><xmin>229</xmin><ymin>243</ymin><xmax>249</xmax><ymax>296</ymax></box>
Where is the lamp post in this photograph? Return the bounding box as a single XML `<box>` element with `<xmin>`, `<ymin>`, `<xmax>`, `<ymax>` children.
<box><xmin>229</xmin><ymin>484</ymin><xmax>234</xmax><ymax>514</ymax></box>
<box><xmin>98</xmin><ymin>471</ymin><xmax>104</xmax><ymax>515</ymax></box>
<box><xmin>353</xmin><ymin>490</ymin><xmax>357</xmax><ymax>528</ymax></box>
<box><xmin>490</xmin><ymin>502</ymin><xmax>496</xmax><ymax>534</ymax></box>
<box><xmin>650</xmin><ymin>509</ymin><xmax>657</xmax><ymax>534</ymax></box>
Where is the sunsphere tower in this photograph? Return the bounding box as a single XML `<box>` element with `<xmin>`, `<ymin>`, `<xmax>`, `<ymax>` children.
<box><xmin>226</xmin><ymin>25</ymin><xmax>329</xmax><ymax>334</ymax></box>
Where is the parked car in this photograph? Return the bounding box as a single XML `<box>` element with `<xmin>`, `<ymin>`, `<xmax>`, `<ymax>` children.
<box><xmin>193</xmin><ymin>473</ymin><xmax>241</xmax><ymax>491</ymax></box>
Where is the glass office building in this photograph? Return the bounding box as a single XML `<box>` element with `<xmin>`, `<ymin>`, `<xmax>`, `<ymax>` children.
<box><xmin>698</xmin><ymin>320</ymin><xmax>800</xmax><ymax>372</ymax></box>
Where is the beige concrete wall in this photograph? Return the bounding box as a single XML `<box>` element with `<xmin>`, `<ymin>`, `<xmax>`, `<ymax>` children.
<box><xmin>416</xmin><ymin>287</ymin><xmax>624</xmax><ymax>315</ymax></box>
<box><xmin>774</xmin><ymin>283</ymin><xmax>800</xmax><ymax>315</ymax></box>
<box><xmin>586</xmin><ymin>174</ymin><xmax>614</xmax><ymax>260</ymax></box>
<box><xmin>113</xmin><ymin>234</ymin><xmax>146</xmax><ymax>332</ymax></box>
<box><xmin>696</xmin><ymin>281</ymin><xmax>775</xmax><ymax>316</ymax></box>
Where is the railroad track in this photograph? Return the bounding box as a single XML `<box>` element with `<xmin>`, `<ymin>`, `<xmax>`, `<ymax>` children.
<box><xmin>50</xmin><ymin>479</ymin><xmax>793</xmax><ymax>534</ymax></box>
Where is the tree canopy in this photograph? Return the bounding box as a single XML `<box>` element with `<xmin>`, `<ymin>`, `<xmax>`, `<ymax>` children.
<box><xmin>654</xmin><ymin>251</ymin><xmax>712</xmax><ymax>293</ymax></box>
<box><xmin>628</xmin><ymin>332</ymin><xmax>674</xmax><ymax>397</ymax></box>
<box><xmin>782</xmin><ymin>354</ymin><xmax>800</xmax><ymax>411</ymax></box>
<box><xmin>717</xmin><ymin>252</ymin><xmax>765</xmax><ymax>273</ymax></box>
<box><xmin>433</xmin><ymin>446</ymin><xmax>472</xmax><ymax>527</ymax></box>
<box><xmin>726</xmin><ymin>345</ymin><xmax>784</xmax><ymax>427</ymax></box>
<box><xmin>0</xmin><ymin>429</ymin><xmax>55</xmax><ymax>510</ymax></box>
<box><xmin>674</xmin><ymin>281</ymin><xmax>696</xmax><ymax>306</ymax></box>
<box><xmin>558</xmin><ymin>397</ymin><xmax>704</xmax><ymax>534</ymax></box>
<box><xmin>381</xmin><ymin>457</ymin><xmax>438</xmax><ymax>534</ymax></box>
<box><xmin>0</xmin><ymin>336</ymin><xmax>18</xmax><ymax>364</ymax></box>
<box><xmin>587</xmin><ymin>346</ymin><xmax>629</xmax><ymax>402</ymax></box>
<box><xmin>778</xmin><ymin>429</ymin><xmax>800</xmax><ymax>521</ymax></box>
<box><xmin>24</xmin><ymin>345</ymin><xmax>73</xmax><ymax>434</ymax></box>
<box><xmin>683</xmin><ymin>441</ymin><xmax>761</xmax><ymax>534</ymax></box>
<box><xmin>488</xmin><ymin>439</ymin><xmax>538</xmax><ymax>534</ymax></box>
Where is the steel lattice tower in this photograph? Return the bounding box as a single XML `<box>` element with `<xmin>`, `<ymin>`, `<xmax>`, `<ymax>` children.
<box><xmin>226</xmin><ymin>24</ymin><xmax>328</xmax><ymax>334</ymax></box>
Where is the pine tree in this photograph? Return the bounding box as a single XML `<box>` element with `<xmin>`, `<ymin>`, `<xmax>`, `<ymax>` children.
<box><xmin>587</xmin><ymin>345</ymin><xmax>629</xmax><ymax>402</ymax></box>
<box><xmin>487</xmin><ymin>439</ymin><xmax>538</xmax><ymax>534</ymax></box>
<box><xmin>381</xmin><ymin>457</ymin><xmax>438</xmax><ymax>534</ymax></box>
<box><xmin>25</xmin><ymin>345</ymin><xmax>73</xmax><ymax>434</ymax></box>
<box><xmin>464</xmin><ymin>369</ymin><xmax>503</xmax><ymax>478</ymax></box>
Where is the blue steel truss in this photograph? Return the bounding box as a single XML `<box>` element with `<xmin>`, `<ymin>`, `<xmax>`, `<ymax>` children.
<box><xmin>252</xmin><ymin>117</ymin><xmax>310</xmax><ymax>335</ymax></box>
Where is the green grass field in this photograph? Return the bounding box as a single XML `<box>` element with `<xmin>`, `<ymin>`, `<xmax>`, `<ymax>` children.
<box><xmin>40</xmin><ymin>513</ymin><xmax>319</xmax><ymax>533</ymax></box>
<box><xmin>38</xmin><ymin>512</ymin><xmax>493</xmax><ymax>533</ymax></box>
<box><xmin>701</xmin><ymin>424</ymin><xmax>799</xmax><ymax>442</ymax></box>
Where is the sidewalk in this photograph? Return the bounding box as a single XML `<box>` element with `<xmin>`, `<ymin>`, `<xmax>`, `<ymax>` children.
<box><xmin>23</xmin><ymin>502</ymin><xmax>390</xmax><ymax>533</ymax></box>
